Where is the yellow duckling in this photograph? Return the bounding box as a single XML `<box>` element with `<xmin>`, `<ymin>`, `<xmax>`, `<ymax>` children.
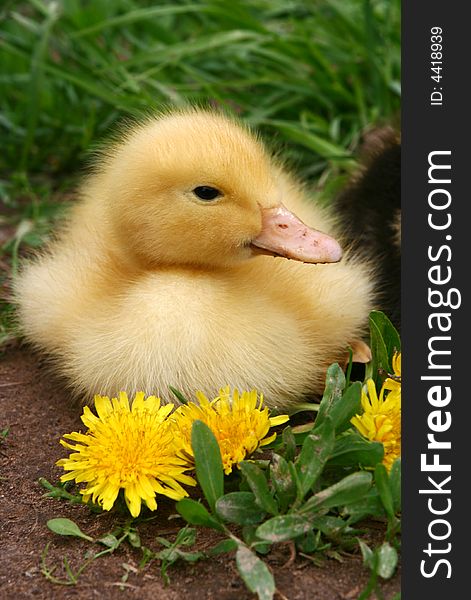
<box><xmin>14</xmin><ymin>109</ymin><xmax>373</xmax><ymax>410</ymax></box>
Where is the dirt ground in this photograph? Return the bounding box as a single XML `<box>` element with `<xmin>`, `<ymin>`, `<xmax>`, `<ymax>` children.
<box><xmin>0</xmin><ymin>346</ymin><xmax>401</xmax><ymax>600</ymax></box>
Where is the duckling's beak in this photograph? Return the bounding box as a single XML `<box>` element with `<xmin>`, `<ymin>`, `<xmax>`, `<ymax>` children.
<box><xmin>251</xmin><ymin>205</ymin><xmax>342</xmax><ymax>263</ymax></box>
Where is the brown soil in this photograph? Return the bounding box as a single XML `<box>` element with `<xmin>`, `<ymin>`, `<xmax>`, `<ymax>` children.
<box><xmin>0</xmin><ymin>347</ymin><xmax>401</xmax><ymax>600</ymax></box>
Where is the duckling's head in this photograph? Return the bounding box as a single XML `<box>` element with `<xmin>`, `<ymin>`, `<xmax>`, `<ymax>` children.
<box><xmin>94</xmin><ymin>109</ymin><xmax>341</xmax><ymax>269</ymax></box>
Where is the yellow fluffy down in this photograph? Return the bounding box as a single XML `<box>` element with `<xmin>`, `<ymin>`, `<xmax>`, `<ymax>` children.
<box><xmin>14</xmin><ymin>109</ymin><xmax>374</xmax><ymax>410</ymax></box>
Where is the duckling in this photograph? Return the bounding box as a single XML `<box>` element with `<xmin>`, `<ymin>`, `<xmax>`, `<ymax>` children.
<box><xmin>334</xmin><ymin>127</ymin><xmax>401</xmax><ymax>331</ymax></box>
<box><xmin>14</xmin><ymin>109</ymin><xmax>374</xmax><ymax>410</ymax></box>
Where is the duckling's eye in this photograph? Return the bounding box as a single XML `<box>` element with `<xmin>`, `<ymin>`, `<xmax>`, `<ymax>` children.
<box><xmin>193</xmin><ymin>186</ymin><xmax>221</xmax><ymax>201</ymax></box>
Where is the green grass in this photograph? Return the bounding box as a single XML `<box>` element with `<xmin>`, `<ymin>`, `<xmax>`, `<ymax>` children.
<box><xmin>0</xmin><ymin>0</ymin><xmax>400</xmax><ymax>343</ymax></box>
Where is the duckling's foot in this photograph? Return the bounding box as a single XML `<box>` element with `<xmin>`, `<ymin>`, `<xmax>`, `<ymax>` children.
<box><xmin>347</xmin><ymin>339</ymin><xmax>372</xmax><ymax>365</ymax></box>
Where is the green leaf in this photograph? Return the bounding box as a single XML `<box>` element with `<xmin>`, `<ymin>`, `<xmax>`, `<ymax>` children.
<box><xmin>256</xmin><ymin>514</ymin><xmax>313</xmax><ymax>543</ymax></box>
<box><xmin>176</xmin><ymin>498</ymin><xmax>223</xmax><ymax>531</ymax></box>
<box><xmin>370</xmin><ymin>310</ymin><xmax>401</xmax><ymax>361</ymax></box>
<box><xmin>389</xmin><ymin>458</ymin><xmax>402</xmax><ymax>512</ymax></box>
<box><xmin>98</xmin><ymin>534</ymin><xmax>119</xmax><ymax>549</ymax></box>
<box><xmin>127</xmin><ymin>529</ymin><xmax>141</xmax><ymax>548</ymax></box>
<box><xmin>368</xmin><ymin>317</ymin><xmax>390</xmax><ymax>387</ymax></box>
<box><xmin>300</xmin><ymin>472</ymin><xmax>373</xmax><ymax>514</ymax></box>
<box><xmin>174</xmin><ymin>550</ymin><xmax>203</xmax><ymax>563</ymax></box>
<box><xmin>375</xmin><ymin>463</ymin><xmax>395</xmax><ymax>519</ymax></box>
<box><xmin>242</xmin><ymin>526</ymin><xmax>271</xmax><ymax>555</ymax></box>
<box><xmin>310</xmin><ymin>516</ymin><xmax>349</xmax><ymax>539</ymax></box>
<box><xmin>191</xmin><ymin>420</ymin><xmax>224</xmax><ymax>513</ymax></box>
<box><xmin>295</xmin><ymin>417</ymin><xmax>335</xmax><ymax>499</ymax></box>
<box><xmin>235</xmin><ymin>544</ymin><xmax>275</xmax><ymax>600</ymax></box>
<box><xmin>328</xmin><ymin>382</ymin><xmax>362</xmax><ymax>433</ymax></box>
<box><xmin>155</xmin><ymin>546</ymin><xmax>203</xmax><ymax>564</ymax></box>
<box><xmin>358</xmin><ymin>539</ymin><xmax>375</xmax><ymax>570</ymax></box>
<box><xmin>174</xmin><ymin>526</ymin><xmax>197</xmax><ymax>547</ymax></box>
<box><xmin>281</xmin><ymin>426</ymin><xmax>296</xmax><ymax>462</ymax></box>
<box><xmin>206</xmin><ymin>539</ymin><xmax>238</xmax><ymax>556</ymax></box>
<box><xmin>313</xmin><ymin>363</ymin><xmax>345</xmax><ymax>429</ymax></box>
<box><xmin>46</xmin><ymin>518</ymin><xmax>94</xmax><ymax>542</ymax></box>
<box><xmin>377</xmin><ymin>542</ymin><xmax>398</xmax><ymax>579</ymax></box>
<box><xmin>39</xmin><ymin>478</ymin><xmax>84</xmax><ymax>504</ymax></box>
<box><xmin>344</xmin><ymin>489</ymin><xmax>385</xmax><ymax>523</ymax></box>
<box><xmin>239</xmin><ymin>462</ymin><xmax>278</xmax><ymax>516</ymax></box>
<box><xmin>216</xmin><ymin>492</ymin><xmax>266</xmax><ymax>525</ymax></box>
<box><xmin>295</xmin><ymin>529</ymin><xmax>321</xmax><ymax>553</ymax></box>
<box><xmin>270</xmin><ymin>454</ymin><xmax>297</xmax><ymax>512</ymax></box>
<box><xmin>155</xmin><ymin>537</ymin><xmax>171</xmax><ymax>548</ymax></box>
<box><xmin>328</xmin><ymin>432</ymin><xmax>384</xmax><ymax>468</ymax></box>
<box><xmin>368</xmin><ymin>311</ymin><xmax>401</xmax><ymax>386</ymax></box>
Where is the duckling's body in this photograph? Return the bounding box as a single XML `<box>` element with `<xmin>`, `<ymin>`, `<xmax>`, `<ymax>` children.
<box><xmin>15</xmin><ymin>110</ymin><xmax>373</xmax><ymax>410</ymax></box>
<box><xmin>334</xmin><ymin>127</ymin><xmax>401</xmax><ymax>331</ymax></box>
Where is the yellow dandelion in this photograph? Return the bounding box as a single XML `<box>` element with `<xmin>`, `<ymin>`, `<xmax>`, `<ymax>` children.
<box><xmin>351</xmin><ymin>378</ymin><xmax>401</xmax><ymax>471</ymax></box>
<box><xmin>172</xmin><ymin>387</ymin><xmax>289</xmax><ymax>475</ymax></box>
<box><xmin>57</xmin><ymin>392</ymin><xmax>196</xmax><ymax>517</ymax></box>
<box><xmin>384</xmin><ymin>351</ymin><xmax>401</xmax><ymax>393</ymax></box>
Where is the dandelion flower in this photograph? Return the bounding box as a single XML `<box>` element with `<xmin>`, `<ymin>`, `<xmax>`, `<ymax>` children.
<box><xmin>57</xmin><ymin>392</ymin><xmax>196</xmax><ymax>517</ymax></box>
<box><xmin>172</xmin><ymin>387</ymin><xmax>289</xmax><ymax>474</ymax></box>
<box><xmin>384</xmin><ymin>351</ymin><xmax>401</xmax><ymax>393</ymax></box>
<box><xmin>351</xmin><ymin>378</ymin><xmax>401</xmax><ymax>471</ymax></box>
